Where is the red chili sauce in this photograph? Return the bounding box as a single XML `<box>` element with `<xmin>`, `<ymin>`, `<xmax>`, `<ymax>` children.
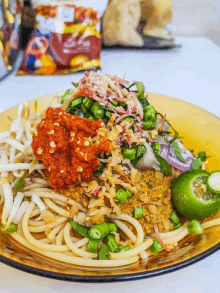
<box><xmin>32</xmin><ymin>107</ymin><xmax>110</xmax><ymax>189</ymax></box>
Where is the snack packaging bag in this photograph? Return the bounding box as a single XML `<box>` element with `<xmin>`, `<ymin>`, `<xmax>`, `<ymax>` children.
<box><xmin>18</xmin><ymin>0</ymin><xmax>108</xmax><ymax>75</ymax></box>
<box><xmin>102</xmin><ymin>0</ymin><xmax>174</xmax><ymax>48</ymax></box>
<box><xmin>0</xmin><ymin>0</ymin><xmax>22</xmax><ymax>68</ymax></box>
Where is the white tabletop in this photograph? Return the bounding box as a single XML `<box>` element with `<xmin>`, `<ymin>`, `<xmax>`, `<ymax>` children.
<box><xmin>0</xmin><ymin>36</ymin><xmax>220</xmax><ymax>292</ymax></box>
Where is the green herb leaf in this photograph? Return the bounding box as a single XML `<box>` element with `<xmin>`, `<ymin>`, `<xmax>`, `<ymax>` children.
<box><xmin>171</xmin><ymin>141</ymin><xmax>186</xmax><ymax>163</ymax></box>
<box><xmin>191</xmin><ymin>158</ymin><xmax>202</xmax><ymax>170</ymax></box>
<box><xmin>155</xmin><ymin>154</ymin><xmax>172</xmax><ymax>176</ymax></box>
<box><xmin>61</xmin><ymin>89</ymin><xmax>73</xmax><ymax>104</ymax></box>
<box><xmin>98</xmin><ymin>244</ymin><xmax>111</xmax><ymax>260</ymax></box>
<box><xmin>134</xmin><ymin>82</ymin><xmax>146</xmax><ymax>100</ymax></box>
<box><xmin>198</xmin><ymin>151</ymin><xmax>210</xmax><ymax>162</ymax></box>
<box><xmin>72</xmin><ymin>82</ymin><xmax>79</xmax><ymax>88</ymax></box>
<box><xmin>157</xmin><ymin>113</ymin><xmax>180</xmax><ymax>145</ymax></box>
<box><xmin>135</xmin><ymin>82</ymin><xmax>145</xmax><ymax>94</ymax></box>
<box><xmin>14</xmin><ymin>180</ymin><xmax>25</xmax><ymax>190</ymax></box>
<box><xmin>1</xmin><ymin>223</ymin><xmax>17</xmax><ymax>234</ymax></box>
<box><xmin>23</xmin><ymin>196</ymin><xmax>29</xmax><ymax>202</ymax></box>
<box><xmin>128</xmin><ymin>82</ymin><xmax>135</xmax><ymax>89</ymax></box>
<box><xmin>147</xmin><ymin>182</ymin><xmax>154</xmax><ymax>189</ymax></box>
<box><xmin>190</xmin><ymin>149</ymin><xmax>195</xmax><ymax>156</ymax></box>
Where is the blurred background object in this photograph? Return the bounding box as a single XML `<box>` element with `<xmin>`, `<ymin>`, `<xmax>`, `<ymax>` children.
<box><xmin>0</xmin><ymin>0</ymin><xmax>219</xmax><ymax>82</ymax></box>
<box><xmin>102</xmin><ymin>0</ymin><xmax>175</xmax><ymax>48</ymax></box>
<box><xmin>0</xmin><ymin>0</ymin><xmax>23</xmax><ymax>82</ymax></box>
<box><xmin>172</xmin><ymin>0</ymin><xmax>220</xmax><ymax>45</ymax></box>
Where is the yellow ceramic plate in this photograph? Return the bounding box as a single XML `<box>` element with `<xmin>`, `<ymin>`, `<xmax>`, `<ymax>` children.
<box><xmin>0</xmin><ymin>93</ymin><xmax>220</xmax><ymax>282</ymax></box>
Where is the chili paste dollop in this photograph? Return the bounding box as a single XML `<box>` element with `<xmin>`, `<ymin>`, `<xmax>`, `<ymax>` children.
<box><xmin>32</xmin><ymin>107</ymin><xmax>110</xmax><ymax>189</ymax></box>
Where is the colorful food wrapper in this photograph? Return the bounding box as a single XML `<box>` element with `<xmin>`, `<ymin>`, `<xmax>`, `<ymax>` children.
<box><xmin>18</xmin><ymin>0</ymin><xmax>108</xmax><ymax>75</ymax></box>
<box><xmin>0</xmin><ymin>0</ymin><xmax>22</xmax><ymax>69</ymax></box>
<box><xmin>102</xmin><ymin>0</ymin><xmax>175</xmax><ymax>48</ymax></box>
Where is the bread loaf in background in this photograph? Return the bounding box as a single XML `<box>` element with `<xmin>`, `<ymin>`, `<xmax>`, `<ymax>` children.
<box><xmin>102</xmin><ymin>0</ymin><xmax>174</xmax><ymax>48</ymax></box>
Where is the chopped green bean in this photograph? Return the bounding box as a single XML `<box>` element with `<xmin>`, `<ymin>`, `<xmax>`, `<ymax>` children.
<box><xmin>98</xmin><ymin>244</ymin><xmax>111</xmax><ymax>260</ymax></box>
<box><xmin>83</xmin><ymin>97</ymin><xmax>93</xmax><ymax>108</ymax></box>
<box><xmin>80</xmin><ymin>103</ymin><xmax>87</xmax><ymax>114</ymax></box>
<box><xmin>109</xmin><ymin>223</ymin><xmax>118</xmax><ymax>233</ymax></box>
<box><xmin>187</xmin><ymin>220</ymin><xmax>204</xmax><ymax>235</ymax></box>
<box><xmin>70</xmin><ymin>97</ymin><xmax>83</xmax><ymax>108</ymax></box>
<box><xmin>152</xmin><ymin>143</ymin><xmax>161</xmax><ymax>155</ymax></box>
<box><xmin>134</xmin><ymin>207</ymin><xmax>143</xmax><ymax>219</ymax></box>
<box><xmin>143</xmin><ymin>121</ymin><xmax>155</xmax><ymax>130</ymax></box>
<box><xmin>137</xmin><ymin>145</ymin><xmax>146</xmax><ymax>158</ymax></box>
<box><xmin>105</xmin><ymin>111</ymin><xmax>112</xmax><ymax>118</ymax></box>
<box><xmin>91</xmin><ymin>102</ymin><xmax>105</xmax><ymax>119</ymax></box>
<box><xmin>119</xmin><ymin>102</ymin><xmax>127</xmax><ymax>108</ymax></box>
<box><xmin>88</xmin><ymin>222</ymin><xmax>110</xmax><ymax>241</ymax></box>
<box><xmin>110</xmin><ymin>100</ymin><xmax>118</xmax><ymax>107</ymax></box>
<box><xmin>123</xmin><ymin>148</ymin><xmax>137</xmax><ymax>160</ymax></box>
<box><xmin>87</xmin><ymin>240</ymin><xmax>98</xmax><ymax>253</ymax></box>
<box><xmin>106</xmin><ymin>234</ymin><xmax>120</xmax><ymax>252</ymax></box>
<box><xmin>174</xmin><ymin>223</ymin><xmax>182</xmax><ymax>230</ymax></box>
<box><xmin>150</xmin><ymin>238</ymin><xmax>163</xmax><ymax>254</ymax></box>
<box><xmin>170</xmin><ymin>211</ymin><xmax>180</xmax><ymax>224</ymax></box>
<box><xmin>123</xmin><ymin>117</ymin><xmax>132</xmax><ymax>124</ymax></box>
<box><xmin>69</xmin><ymin>220</ymin><xmax>89</xmax><ymax>238</ymax></box>
<box><xmin>84</xmin><ymin>113</ymin><xmax>96</xmax><ymax>121</ymax></box>
<box><xmin>119</xmin><ymin>245</ymin><xmax>131</xmax><ymax>252</ymax></box>
<box><xmin>114</xmin><ymin>188</ymin><xmax>128</xmax><ymax>203</ymax></box>
<box><xmin>126</xmin><ymin>189</ymin><xmax>133</xmax><ymax>199</ymax></box>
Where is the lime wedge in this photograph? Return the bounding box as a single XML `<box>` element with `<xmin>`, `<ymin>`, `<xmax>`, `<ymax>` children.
<box><xmin>207</xmin><ymin>171</ymin><xmax>220</xmax><ymax>194</ymax></box>
<box><xmin>172</xmin><ymin>170</ymin><xmax>220</xmax><ymax>220</ymax></box>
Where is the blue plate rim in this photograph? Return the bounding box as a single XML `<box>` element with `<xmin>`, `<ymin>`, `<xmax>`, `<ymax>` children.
<box><xmin>0</xmin><ymin>241</ymin><xmax>219</xmax><ymax>283</ymax></box>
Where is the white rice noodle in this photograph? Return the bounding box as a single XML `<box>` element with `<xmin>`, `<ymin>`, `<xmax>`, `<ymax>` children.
<box><xmin>10</xmin><ymin>178</ymin><xmax>20</xmax><ymax>189</ymax></box>
<box><xmin>140</xmin><ymin>250</ymin><xmax>150</xmax><ymax>260</ymax></box>
<box><xmin>0</xmin><ymin>150</ymin><xmax>9</xmax><ymax>178</ymax></box>
<box><xmin>13</xmin><ymin>201</ymin><xmax>29</xmax><ymax>224</ymax></box>
<box><xmin>1</xmin><ymin>182</ymin><xmax>13</xmax><ymax>225</ymax></box>
<box><xmin>9</xmin><ymin>146</ymin><xmax>16</xmax><ymax>163</ymax></box>
<box><xmin>24</xmin><ymin>121</ymin><xmax>33</xmax><ymax>147</ymax></box>
<box><xmin>0</xmin><ymin>138</ymin><xmax>25</xmax><ymax>152</ymax></box>
<box><xmin>5</xmin><ymin>192</ymin><xmax>24</xmax><ymax>229</ymax></box>
<box><xmin>13</xmin><ymin>170</ymin><xmax>26</xmax><ymax>178</ymax></box>
<box><xmin>0</xmin><ymin>131</ymin><xmax>10</xmax><ymax>139</ymax></box>
<box><xmin>32</xmin><ymin>194</ymin><xmax>46</xmax><ymax>212</ymax></box>
<box><xmin>0</xmin><ymin>186</ymin><xmax>4</xmax><ymax>206</ymax></box>
<box><xmin>0</xmin><ymin>163</ymin><xmax>45</xmax><ymax>172</ymax></box>
<box><xmin>111</xmin><ymin>219</ymin><xmax>136</xmax><ymax>243</ymax></box>
<box><xmin>10</xmin><ymin>104</ymin><xmax>24</xmax><ymax>140</ymax></box>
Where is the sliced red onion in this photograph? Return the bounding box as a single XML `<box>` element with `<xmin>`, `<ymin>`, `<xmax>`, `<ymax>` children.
<box><xmin>154</xmin><ymin>224</ymin><xmax>170</xmax><ymax>251</ymax></box>
<box><xmin>136</xmin><ymin>143</ymin><xmax>160</xmax><ymax>170</ymax></box>
<box><xmin>159</xmin><ymin>143</ymin><xmax>195</xmax><ymax>172</ymax></box>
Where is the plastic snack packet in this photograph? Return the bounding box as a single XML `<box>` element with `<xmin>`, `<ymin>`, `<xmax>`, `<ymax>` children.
<box><xmin>18</xmin><ymin>0</ymin><xmax>108</xmax><ymax>75</ymax></box>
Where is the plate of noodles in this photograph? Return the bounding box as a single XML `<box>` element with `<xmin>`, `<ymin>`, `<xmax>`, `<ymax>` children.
<box><xmin>0</xmin><ymin>71</ymin><xmax>220</xmax><ymax>282</ymax></box>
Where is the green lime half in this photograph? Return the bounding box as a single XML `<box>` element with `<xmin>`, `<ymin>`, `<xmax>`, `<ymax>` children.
<box><xmin>207</xmin><ymin>171</ymin><xmax>220</xmax><ymax>194</ymax></box>
<box><xmin>172</xmin><ymin>169</ymin><xmax>220</xmax><ymax>220</ymax></box>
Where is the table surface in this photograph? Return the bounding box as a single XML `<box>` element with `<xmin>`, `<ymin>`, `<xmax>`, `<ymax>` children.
<box><xmin>0</xmin><ymin>36</ymin><xmax>220</xmax><ymax>293</ymax></box>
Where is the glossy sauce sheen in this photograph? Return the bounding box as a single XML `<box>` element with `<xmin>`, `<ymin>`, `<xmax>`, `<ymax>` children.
<box><xmin>32</xmin><ymin>107</ymin><xmax>110</xmax><ymax>189</ymax></box>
